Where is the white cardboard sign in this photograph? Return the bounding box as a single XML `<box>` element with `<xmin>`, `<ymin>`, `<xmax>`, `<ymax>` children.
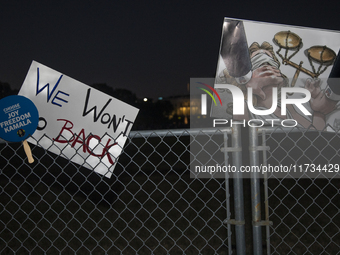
<box><xmin>19</xmin><ymin>61</ymin><xmax>139</xmax><ymax>178</ymax></box>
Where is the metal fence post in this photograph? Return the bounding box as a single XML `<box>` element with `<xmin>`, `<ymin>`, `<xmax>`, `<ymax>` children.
<box><xmin>261</xmin><ymin>129</ymin><xmax>271</xmax><ymax>255</ymax></box>
<box><xmin>223</xmin><ymin>129</ymin><xmax>233</xmax><ymax>255</ymax></box>
<box><xmin>230</xmin><ymin>125</ymin><xmax>246</xmax><ymax>255</ymax></box>
<box><xmin>249</xmin><ymin>126</ymin><xmax>263</xmax><ymax>255</ymax></box>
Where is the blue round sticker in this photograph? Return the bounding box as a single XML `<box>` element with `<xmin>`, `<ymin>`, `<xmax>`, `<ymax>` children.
<box><xmin>0</xmin><ymin>95</ymin><xmax>39</xmax><ymax>142</ymax></box>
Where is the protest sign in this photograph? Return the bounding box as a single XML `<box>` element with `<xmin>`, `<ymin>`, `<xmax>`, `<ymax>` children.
<box><xmin>0</xmin><ymin>95</ymin><xmax>39</xmax><ymax>163</ymax></box>
<box><xmin>19</xmin><ymin>61</ymin><xmax>139</xmax><ymax>178</ymax></box>
<box><xmin>209</xmin><ymin>18</ymin><xmax>340</xmax><ymax>131</ymax></box>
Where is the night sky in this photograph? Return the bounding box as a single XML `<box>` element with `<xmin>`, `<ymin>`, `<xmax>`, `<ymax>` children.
<box><xmin>2</xmin><ymin>0</ymin><xmax>340</xmax><ymax>100</ymax></box>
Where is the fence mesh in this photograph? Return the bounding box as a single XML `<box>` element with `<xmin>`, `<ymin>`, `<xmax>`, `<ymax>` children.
<box><xmin>260</xmin><ymin>127</ymin><xmax>340</xmax><ymax>254</ymax></box>
<box><xmin>0</xmin><ymin>129</ymin><xmax>231</xmax><ymax>254</ymax></box>
<box><xmin>2</xmin><ymin>127</ymin><xmax>340</xmax><ymax>254</ymax></box>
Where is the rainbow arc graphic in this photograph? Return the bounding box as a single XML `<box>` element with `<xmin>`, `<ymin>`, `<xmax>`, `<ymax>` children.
<box><xmin>197</xmin><ymin>82</ymin><xmax>222</xmax><ymax>115</ymax></box>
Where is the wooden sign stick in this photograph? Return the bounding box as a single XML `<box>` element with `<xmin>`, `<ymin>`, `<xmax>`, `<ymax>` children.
<box><xmin>23</xmin><ymin>139</ymin><xmax>34</xmax><ymax>163</ymax></box>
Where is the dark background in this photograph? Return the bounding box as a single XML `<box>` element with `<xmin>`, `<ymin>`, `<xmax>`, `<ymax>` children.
<box><xmin>2</xmin><ymin>0</ymin><xmax>340</xmax><ymax>100</ymax></box>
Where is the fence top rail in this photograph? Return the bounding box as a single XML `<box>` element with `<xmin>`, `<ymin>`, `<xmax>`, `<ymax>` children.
<box><xmin>2</xmin><ymin>126</ymin><xmax>339</xmax><ymax>142</ymax></box>
<box><xmin>0</xmin><ymin>128</ymin><xmax>233</xmax><ymax>144</ymax></box>
<box><xmin>257</xmin><ymin>126</ymin><xmax>340</xmax><ymax>135</ymax></box>
<box><xmin>128</xmin><ymin>127</ymin><xmax>232</xmax><ymax>138</ymax></box>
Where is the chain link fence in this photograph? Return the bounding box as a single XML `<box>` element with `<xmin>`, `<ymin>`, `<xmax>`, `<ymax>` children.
<box><xmin>1</xmin><ymin>127</ymin><xmax>340</xmax><ymax>254</ymax></box>
<box><xmin>254</xmin><ymin>127</ymin><xmax>340</xmax><ymax>255</ymax></box>
<box><xmin>0</xmin><ymin>129</ymin><xmax>235</xmax><ymax>254</ymax></box>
